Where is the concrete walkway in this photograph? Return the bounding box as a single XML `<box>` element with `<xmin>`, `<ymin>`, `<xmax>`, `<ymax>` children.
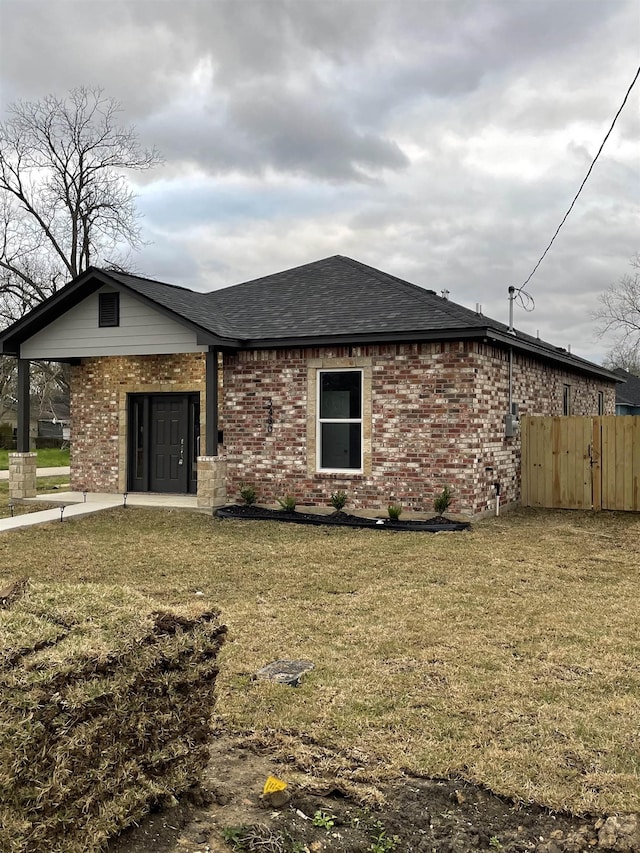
<box><xmin>29</xmin><ymin>491</ymin><xmax>199</xmax><ymax>510</ymax></box>
<box><xmin>0</xmin><ymin>498</ymin><xmax>122</xmax><ymax>532</ymax></box>
<box><xmin>0</xmin><ymin>487</ymin><xmax>200</xmax><ymax>533</ymax></box>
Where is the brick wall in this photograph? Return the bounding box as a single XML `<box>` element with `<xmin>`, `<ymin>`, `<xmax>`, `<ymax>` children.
<box><xmin>223</xmin><ymin>343</ymin><xmax>616</xmax><ymax>516</ymax></box>
<box><xmin>70</xmin><ymin>354</ymin><xmax>206</xmax><ymax>492</ymax></box>
<box><xmin>472</xmin><ymin>345</ymin><xmax>615</xmax><ymax>514</ymax></box>
<box><xmin>68</xmin><ymin>345</ymin><xmax>615</xmax><ymax>514</ymax></box>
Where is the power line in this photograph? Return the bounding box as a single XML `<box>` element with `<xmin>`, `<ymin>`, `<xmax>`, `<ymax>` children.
<box><xmin>516</xmin><ymin>63</ymin><xmax>640</xmax><ymax>295</ymax></box>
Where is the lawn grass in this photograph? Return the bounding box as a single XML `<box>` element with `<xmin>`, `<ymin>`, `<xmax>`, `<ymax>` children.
<box><xmin>0</xmin><ymin>447</ymin><xmax>70</xmax><ymax>469</ymax></box>
<box><xmin>1</xmin><ymin>506</ymin><xmax>638</xmax><ymax>816</ymax></box>
<box><xmin>0</xmin><ymin>476</ymin><xmax>70</xmax><ymax>517</ymax></box>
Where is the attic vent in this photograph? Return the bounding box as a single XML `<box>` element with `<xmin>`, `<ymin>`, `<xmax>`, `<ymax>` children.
<box><xmin>99</xmin><ymin>292</ymin><xmax>119</xmax><ymax>327</ymax></box>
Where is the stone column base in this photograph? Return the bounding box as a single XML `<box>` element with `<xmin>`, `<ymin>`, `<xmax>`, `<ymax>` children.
<box><xmin>9</xmin><ymin>452</ymin><xmax>38</xmax><ymax>500</ymax></box>
<box><xmin>197</xmin><ymin>456</ymin><xmax>227</xmax><ymax>510</ymax></box>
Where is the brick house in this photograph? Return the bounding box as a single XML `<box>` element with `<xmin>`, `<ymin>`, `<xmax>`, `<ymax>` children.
<box><xmin>0</xmin><ymin>256</ymin><xmax>618</xmax><ymax>516</ymax></box>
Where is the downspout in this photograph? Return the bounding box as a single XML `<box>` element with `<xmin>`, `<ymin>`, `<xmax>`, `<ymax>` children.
<box><xmin>508</xmin><ymin>346</ymin><xmax>513</xmax><ymax>416</ymax></box>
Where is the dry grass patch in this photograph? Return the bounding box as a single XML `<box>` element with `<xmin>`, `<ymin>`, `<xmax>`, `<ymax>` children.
<box><xmin>2</xmin><ymin>506</ymin><xmax>639</xmax><ymax>816</ymax></box>
<box><xmin>0</xmin><ymin>476</ymin><xmax>70</xmax><ymax>517</ymax></box>
<box><xmin>0</xmin><ymin>579</ymin><xmax>226</xmax><ymax>853</ymax></box>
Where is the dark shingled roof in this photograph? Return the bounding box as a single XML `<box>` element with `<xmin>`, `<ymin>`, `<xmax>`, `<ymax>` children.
<box><xmin>0</xmin><ymin>255</ymin><xmax>620</xmax><ymax>382</ymax></box>
<box><xmin>104</xmin><ymin>255</ymin><xmax>493</xmax><ymax>341</ymax></box>
<box><xmin>104</xmin><ymin>270</ymin><xmax>239</xmax><ymax>339</ymax></box>
<box><xmin>203</xmin><ymin>255</ymin><xmax>490</xmax><ymax>339</ymax></box>
<box><xmin>613</xmin><ymin>368</ymin><xmax>640</xmax><ymax>405</ymax></box>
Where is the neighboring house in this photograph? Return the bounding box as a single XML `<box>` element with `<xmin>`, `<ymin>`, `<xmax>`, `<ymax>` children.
<box><xmin>613</xmin><ymin>368</ymin><xmax>640</xmax><ymax>415</ymax></box>
<box><xmin>0</xmin><ymin>256</ymin><xmax>618</xmax><ymax>516</ymax></box>
<box><xmin>0</xmin><ymin>396</ymin><xmax>69</xmax><ymax>446</ymax></box>
<box><xmin>37</xmin><ymin>399</ymin><xmax>71</xmax><ymax>441</ymax></box>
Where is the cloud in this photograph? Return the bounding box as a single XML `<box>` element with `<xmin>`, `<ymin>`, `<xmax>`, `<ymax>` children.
<box><xmin>1</xmin><ymin>0</ymin><xmax>638</xmax><ymax>364</ymax></box>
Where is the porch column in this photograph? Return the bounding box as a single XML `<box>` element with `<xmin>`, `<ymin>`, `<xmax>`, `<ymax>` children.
<box><xmin>8</xmin><ymin>451</ymin><xmax>37</xmax><ymax>500</ymax></box>
<box><xmin>9</xmin><ymin>358</ymin><xmax>37</xmax><ymax>499</ymax></box>
<box><xmin>205</xmin><ymin>347</ymin><xmax>218</xmax><ymax>455</ymax></box>
<box><xmin>196</xmin><ymin>456</ymin><xmax>227</xmax><ymax>510</ymax></box>
<box><xmin>16</xmin><ymin>359</ymin><xmax>30</xmax><ymax>452</ymax></box>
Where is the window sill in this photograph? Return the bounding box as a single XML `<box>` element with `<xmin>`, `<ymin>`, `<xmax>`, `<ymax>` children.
<box><xmin>313</xmin><ymin>472</ymin><xmax>364</xmax><ymax>480</ymax></box>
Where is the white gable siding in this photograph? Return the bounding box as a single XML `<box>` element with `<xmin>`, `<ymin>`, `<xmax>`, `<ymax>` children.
<box><xmin>20</xmin><ymin>288</ymin><xmax>208</xmax><ymax>358</ymax></box>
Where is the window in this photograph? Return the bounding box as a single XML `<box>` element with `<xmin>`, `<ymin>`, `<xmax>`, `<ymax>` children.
<box><xmin>99</xmin><ymin>291</ymin><xmax>120</xmax><ymax>327</ymax></box>
<box><xmin>307</xmin><ymin>358</ymin><xmax>372</xmax><ymax>479</ymax></box>
<box><xmin>562</xmin><ymin>384</ymin><xmax>572</xmax><ymax>416</ymax></box>
<box><xmin>598</xmin><ymin>391</ymin><xmax>605</xmax><ymax>415</ymax></box>
<box><xmin>317</xmin><ymin>369</ymin><xmax>362</xmax><ymax>471</ymax></box>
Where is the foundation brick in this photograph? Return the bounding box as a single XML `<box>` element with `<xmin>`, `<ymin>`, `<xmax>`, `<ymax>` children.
<box><xmin>196</xmin><ymin>456</ymin><xmax>228</xmax><ymax>509</ymax></box>
<box><xmin>8</xmin><ymin>452</ymin><xmax>37</xmax><ymax>500</ymax></box>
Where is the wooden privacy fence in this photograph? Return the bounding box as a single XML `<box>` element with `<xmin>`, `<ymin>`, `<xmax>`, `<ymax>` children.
<box><xmin>521</xmin><ymin>415</ymin><xmax>640</xmax><ymax>511</ymax></box>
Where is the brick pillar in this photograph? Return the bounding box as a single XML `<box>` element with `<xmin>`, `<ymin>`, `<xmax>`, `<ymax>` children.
<box><xmin>9</xmin><ymin>452</ymin><xmax>38</xmax><ymax>500</ymax></box>
<box><xmin>197</xmin><ymin>456</ymin><xmax>227</xmax><ymax>509</ymax></box>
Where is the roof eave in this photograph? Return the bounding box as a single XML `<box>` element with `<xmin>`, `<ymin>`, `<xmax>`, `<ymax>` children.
<box><xmin>237</xmin><ymin>327</ymin><xmax>490</xmax><ymax>349</ymax></box>
<box><xmin>236</xmin><ymin>325</ymin><xmax>618</xmax><ymax>382</ymax></box>
<box><xmin>0</xmin><ymin>268</ymin><xmax>242</xmax><ymax>356</ymax></box>
<box><xmin>485</xmin><ymin>330</ymin><xmax>620</xmax><ymax>382</ymax></box>
<box><xmin>0</xmin><ymin>267</ymin><xmax>109</xmax><ymax>355</ymax></box>
<box><xmin>105</xmin><ymin>282</ymin><xmax>240</xmax><ymax>348</ymax></box>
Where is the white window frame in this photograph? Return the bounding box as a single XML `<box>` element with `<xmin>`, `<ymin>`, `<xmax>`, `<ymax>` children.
<box><xmin>316</xmin><ymin>368</ymin><xmax>363</xmax><ymax>473</ymax></box>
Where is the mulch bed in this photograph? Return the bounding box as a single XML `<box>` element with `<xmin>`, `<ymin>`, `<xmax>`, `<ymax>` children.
<box><xmin>216</xmin><ymin>505</ymin><xmax>470</xmax><ymax>532</ymax></box>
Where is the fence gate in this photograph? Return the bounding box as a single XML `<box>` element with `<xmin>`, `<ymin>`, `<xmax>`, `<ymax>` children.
<box><xmin>521</xmin><ymin>416</ymin><xmax>640</xmax><ymax>511</ymax></box>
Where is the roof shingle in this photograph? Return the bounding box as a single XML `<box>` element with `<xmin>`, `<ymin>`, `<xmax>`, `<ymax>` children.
<box><xmin>0</xmin><ymin>255</ymin><xmax>621</xmax><ymax>382</ymax></box>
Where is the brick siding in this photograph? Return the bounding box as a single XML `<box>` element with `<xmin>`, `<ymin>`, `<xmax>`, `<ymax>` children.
<box><xmin>223</xmin><ymin>342</ymin><xmax>615</xmax><ymax>516</ymax></box>
<box><xmin>68</xmin><ymin>345</ymin><xmax>615</xmax><ymax>515</ymax></box>
<box><xmin>70</xmin><ymin>354</ymin><xmax>206</xmax><ymax>492</ymax></box>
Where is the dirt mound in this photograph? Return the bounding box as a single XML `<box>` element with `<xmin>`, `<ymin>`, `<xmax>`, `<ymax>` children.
<box><xmin>109</xmin><ymin>735</ymin><xmax>637</xmax><ymax>852</ymax></box>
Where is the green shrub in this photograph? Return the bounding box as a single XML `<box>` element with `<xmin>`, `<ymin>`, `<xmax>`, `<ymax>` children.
<box><xmin>433</xmin><ymin>485</ymin><xmax>453</xmax><ymax>515</ymax></box>
<box><xmin>277</xmin><ymin>494</ymin><xmax>297</xmax><ymax>512</ymax></box>
<box><xmin>330</xmin><ymin>491</ymin><xmax>347</xmax><ymax>511</ymax></box>
<box><xmin>387</xmin><ymin>503</ymin><xmax>402</xmax><ymax>520</ymax></box>
<box><xmin>239</xmin><ymin>485</ymin><xmax>257</xmax><ymax>505</ymax></box>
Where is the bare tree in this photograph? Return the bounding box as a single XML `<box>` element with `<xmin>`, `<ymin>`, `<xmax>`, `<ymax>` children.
<box><xmin>0</xmin><ymin>357</ymin><xmax>16</xmax><ymax>421</ymax></box>
<box><xmin>0</xmin><ymin>86</ymin><xmax>161</xmax><ymax>317</ymax></box>
<box><xmin>596</xmin><ymin>254</ymin><xmax>640</xmax><ymax>374</ymax></box>
<box><xmin>0</xmin><ymin>87</ymin><xmax>161</xmax><ymax>425</ymax></box>
<box><xmin>601</xmin><ymin>345</ymin><xmax>640</xmax><ymax>377</ymax></box>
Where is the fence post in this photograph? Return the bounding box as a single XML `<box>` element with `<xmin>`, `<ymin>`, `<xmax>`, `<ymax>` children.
<box><xmin>591</xmin><ymin>417</ymin><xmax>602</xmax><ymax>511</ymax></box>
<box><xmin>520</xmin><ymin>416</ymin><xmax>529</xmax><ymax>507</ymax></box>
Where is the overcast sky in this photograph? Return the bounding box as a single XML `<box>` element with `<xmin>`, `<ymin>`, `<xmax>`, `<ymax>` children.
<box><xmin>1</xmin><ymin>0</ymin><xmax>638</xmax><ymax>363</ymax></box>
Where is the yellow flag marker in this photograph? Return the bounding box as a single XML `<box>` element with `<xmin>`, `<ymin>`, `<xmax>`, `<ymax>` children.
<box><xmin>262</xmin><ymin>775</ymin><xmax>291</xmax><ymax>807</ymax></box>
<box><xmin>263</xmin><ymin>775</ymin><xmax>288</xmax><ymax>795</ymax></box>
